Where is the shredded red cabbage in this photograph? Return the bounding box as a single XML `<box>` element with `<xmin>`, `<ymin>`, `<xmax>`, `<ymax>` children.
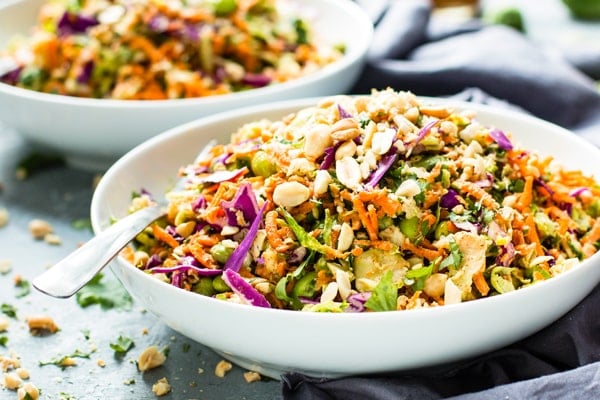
<box><xmin>148</xmin><ymin>14</ymin><xmax>170</xmax><ymax>33</ymax></box>
<box><xmin>337</xmin><ymin>104</ymin><xmax>353</xmax><ymax>119</ymax></box>
<box><xmin>57</xmin><ymin>12</ymin><xmax>98</xmax><ymax>36</ymax></box>
<box><xmin>150</xmin><ymin>265</ymin><xmax>222</xmax><ymax>276</ymax></box>
<box><xmin>0</xmin><ymin>59</ymin><xmax>21</xmax><ymax>85</ymax></box>
<box><xmin>346</xmin><ymin>292</ymin><xmax>371</xmax><ymax>312</ymax></box>
<box><xmin>489</xmin><ymin>128</ymin><xmax>513</xmax><ymax>151</ymax></box>
<box><xmin>76</xmin><ymin>60</ymin><xmax>94</xmax><ymax>83</ymax></box>
<box><xmin>221</xmin><ymin>182</ymin><xmax>259</xmax><ymax>227</ymax></box>
<box><xmin>222</xmin><ymin>269</ymin><xmax>271</xmax><ymax>308</ymax></box>
<box><xmin>242</xmin><ymin>73</ymin><xmax>271</xmax><ymax>88</ymax></box>
<box><xmin>409</xmin><ymin>119</ymin><xmax>440</xmax><ymax>148</ymax></box>
<box><xmin>569</xmin><ymin>187</ymin><xmax>590</xmax><ymax>197</ymax></box>
<box><xmin>192</xmin><ymin>195</ymin><xmax>207</xmax><ymax>211</ymax></box>
<box><xmin>319</xmin><ymin>142</ymin><xmax>342</xmax><ymax>170</ymax></box>
<box><xmin>364</xmin><ymin>152</ymin><xmax>398</xmax><ymax>189</ymax></box>
<box><xmin>534</xmin><ymin>177</ymin><xmax>555</xmax><ymax>195</ymax></box>
<box><xmin>197</xmin><ymin>167</ymin><xmax>246</xmax><ymax>184</ymax></box>
<box><xmin>145</xmin><ymin>254</ymin><xmax>163</xmax><ymax>269</ymax></box>
<box><xmin>440</xmin><ymin>189</ymin><xmax>460</xmax><ymax>209</ymax></box>
<box><xmin>224</xmin><ymin>201</ymin><xmax>268</xmax><ymax>272</ymax></box>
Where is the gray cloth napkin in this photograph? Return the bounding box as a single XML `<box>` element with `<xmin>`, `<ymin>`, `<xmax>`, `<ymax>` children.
<box><xmin>281</xmin><ymin>1</ymin><xmax>600</xmax><ymax>399</ymax></box>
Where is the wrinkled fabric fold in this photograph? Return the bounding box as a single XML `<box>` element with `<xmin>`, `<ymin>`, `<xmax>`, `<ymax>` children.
<box><xmin>281</xmin><ymin>1</ymin><xmax>600</xmax><ymax>399</ymax></box>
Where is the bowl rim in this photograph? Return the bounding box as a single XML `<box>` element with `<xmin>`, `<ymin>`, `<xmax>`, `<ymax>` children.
<box><xmin>91</xmin><ymin>94</ymin><xmax>600</xmax><ymax>321</ymax></box>
<box><xmin>0</xmin><ymin>0</ymin><xmax>374</xmax><ymax>108</ymax></box>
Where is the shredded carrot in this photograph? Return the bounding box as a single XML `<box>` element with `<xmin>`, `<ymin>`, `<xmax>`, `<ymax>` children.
<box><xmin>186</xmin><ymin>242</ymin><xmax>218</xmax><ymax>269</ymax></box>
<box><xmin>523</xmin><ymin>213</ymin><xmax>544</xmax><ymax>256</ymax></box>
<box><xmin>401</xmin><ymin>241</ymin><xmax>443</xmax><ymax>261</ymax></box>
<box><xmin>353</xmin><ymin>197</ymin><xmax>379</xmax><ymax>241</ymax></box>
<box><xmin>473</xmin><ymin>270</ymin><xmax>490</xmax><ymax>296</ymax></box>
<box><xmin>152</xmin><ymin>224</ymin><xmax>179</xmax><ymax>248</ymax></box>
<box><xmin>516</xmin><ymin>175</ymin><xmax>534</xmax><ymax>211</ymax></box>
<box><xmin>582</xmin><ymin>219</ymin><xmax>600</xmax><ymax>245</ymax></box>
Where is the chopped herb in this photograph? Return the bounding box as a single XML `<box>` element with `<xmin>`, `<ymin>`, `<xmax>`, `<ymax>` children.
<box><xmin>439</xmin><ymin>237</ymin><xmax>463</xmax><ymax>271</ymax></box>
<box><xmin>71</xmin><ymin>218</ymin><xmax>93</xmax><ymax>231</ymax></box>
<box><xmin>1</xmin><ymin>303</ymin><xmax>17</xmax><ymax>318</ymax></box>
<box><xmin>39</xmin><ymin>348</ymin><xmax>93</xmax><ymax>369</ymax></box>
<box><xmin>16</xmin><ymin>151</ymin><xmax>65</xmax><ymax>178</ymax></box>
<box><xmin>0</xmin><ymin>335</ymin><xmax>7</xmax><ymax>346</ymax></box>
<box><xmin>15</xmin><ymin>279</ymin><xmax>31</xmax><ymax>298</ymax></box>
<box><xmin>110</xmin><ymin>335</ymin><xmax>135</xmax><ymax>355</ymax></box>
<box><xmin>364</xmin><ymin>270</ymin><xmax>397</xmax><ymax>312</ymax></box>
<box><xmin>293</xmin><ymin>18</ymin><xmax>309</xmax><ymax>44</ymax></box>
<box><xmin>81</xmin><ymin>328</ymin><xmax>91</xmax><ymax>340</ymax></box>
<box><xmin>76</xmin><ymin>273</ymin><xmax>133</xmax><ymax>310</ymax></box>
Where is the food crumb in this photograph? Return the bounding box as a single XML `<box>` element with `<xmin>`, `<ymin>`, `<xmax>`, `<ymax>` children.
<box><xmin>97</xmin><ymin>359</ymin><xmax>106</xmax><ymax>368</ymax></box>
<box><xmin>26</xmin><ymin>315</ymin><xmax>59</xmax><ymax>335</ymax></box>
<box><xmin>123</xmin><ymin>378</ymin><xmax>136</xmax><ymax>385</ymax></box>
<box><xmin>197</xmin><ymin>367</ymin><xmax>204</xmax><ymax>375</ymax></box>
<box><xmin>0</xmin><ymin>208</ymin><xmax>8</xmax><ymax>227</ymax></box>
<box><xmin>28</xmin><ymin>219</ymin><xmax>53</xmax><ymax>240</ymax></box>
<box><xmin>17</xmin><ymin>382</ymin><xmax>39</xmax><ymax>400</ymax></box>
<box><xmin>44</xmin><ymin>233</ymin><xmax>62</xmax><ymax>246</ymax></box>
<box><xmin>2</xmin><ymin>371</ymin><xmax>21</xmax><ymax>390</ymax></box>
<box><xmin>152</xmin><ymin>377</ymin><xmax>171</xmax><ymax>397</ymax></box>
<box><xmin>0</xmin><ymin>260</ymin><xmax>11</xmax><ymax>275</ymax></box>
<box><xmin>15</xmin><ymin>367</ymin><xmax>29</xmax><ymax>380</ymax></box>
<box><xmin>0</xmin><ymin>351</ymin><xmax>22</xmax><ymax>373</ymax></box>
<box><xmin>59</xmin><ymin>357</ymin><xmax>77</xmax><ymax>368</ymax></box>
<box><xmin>0</xmin><ymin>318</ymin><xmax>8</xmax><ymax>332</ymax></box>
<box><xmin>137</xmin><ymin>346</ymin><xmax>167</xmax><ymax>372</ymax></box>
<box><xmin>243</xmin><ymin>371</ymin><xmax>262</xmax><ymax>383</ymax></box>
<box><xmin>214</xmin><ymin>360</ymin><xmax>233</xmax><ymax>378</ymax></box>
<box><xmin>141</xmin><ymin>328</ymin><xmax>149</xmax><ymax>335</ymax></box>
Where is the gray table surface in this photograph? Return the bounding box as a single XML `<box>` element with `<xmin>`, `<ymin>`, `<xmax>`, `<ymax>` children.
<box><xmin>0</xmin><ymin>125</ymin><xmax>281</xmax><ymax>399</ymax></box>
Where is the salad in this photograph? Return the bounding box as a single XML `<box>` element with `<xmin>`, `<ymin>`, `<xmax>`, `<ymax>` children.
<box><xmin>123</xmin><ymin>88</ymin><xmax>600</xmax><ymax>312</ymax></box>
<box><xmin>0</xmin><ymin>0</ymin><xmax>343</xmax><ymax>99</ymax></box>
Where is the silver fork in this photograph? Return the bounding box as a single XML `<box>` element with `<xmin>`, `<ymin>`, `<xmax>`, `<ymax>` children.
<box><xmin>32</xmin><ymin>140</ymin><xmax>216</xmax><ymax>298</ymax></box>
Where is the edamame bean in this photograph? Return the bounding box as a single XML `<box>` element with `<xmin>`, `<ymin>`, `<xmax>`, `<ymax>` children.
<box><xmin>210</xmin><ymin>242</ymin><xmax>234</xmax><ymax>264</ymax></box>
<box><xmin>251</xmin><ymin>151</ymin><xmax>277</xmax><ymax>177</ymax></box>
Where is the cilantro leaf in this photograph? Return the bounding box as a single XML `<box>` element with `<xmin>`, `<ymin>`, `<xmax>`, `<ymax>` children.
<box><xmin>76</xmin><ymin>273</ymin><xmax>133</xmax><ymax>310</ymax></box>
<box><xmin>110</xmin><ymin>335</ymin><xmax>134</xmax><ymax>355</ymax></box>
<box><xmin>365</xmin><ymin>270</ymin><xmax>398</xmax><ymax>312</ymax></box>
<box><xmin>0</xmin><ymin>336</ymin><xmax>8</xmax><ymax>346</ymax></box>
<box><xmin>39</xmin><ymin>349</ymin><xmax>92</xmax><ymax>369</ymax></box>
<box><xmin>1</xmin><ymin>303</ymin><xmax>17</xmax><ymax>318</ymax></box>
<box><xmin>15</xmin><ymin>279</ymin><xmax>31</xmax><ymax>298</ymax></box>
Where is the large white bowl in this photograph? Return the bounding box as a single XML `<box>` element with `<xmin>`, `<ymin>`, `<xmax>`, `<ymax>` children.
<box><xmin>90</xmin><ymin>96</ymin><xmax>600</xmax><ymax>379</ymax></box>
<box><xmin>0</xmin><ymin>0</ymin><xmax>372</xmax><ymax>170</ymax></box>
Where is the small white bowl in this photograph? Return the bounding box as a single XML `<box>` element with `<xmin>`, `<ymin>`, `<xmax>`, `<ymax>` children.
<box><xmin>0</xmin><ymin>0</ymin><xmax>372</xmax><ymax>170</ymax></box>
<box><xmin>90</xmin><ymin>96</ymin><xmax>600</xmax><ymax>379</ymax></box>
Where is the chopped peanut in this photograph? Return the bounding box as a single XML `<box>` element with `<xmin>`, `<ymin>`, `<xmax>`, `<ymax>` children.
<box><xmin>26</xmin><ymin>315</ymin><xmax>59</xmax><ymax>334</ymax></box>
<box><xmin>152</xmin><ymin>377</ymin><xmax>171</xmax><ymax>396</ymax></box>
<box><xmin>243</xmin><ymin>371</ymin><xmax>262</xmax><ymax>383</ymax></box>
<box><xmin>3</xmin><ymin>372</ymin><xmax>21</xmax><ymax>390</ymax></box>
<box><xmin>138</xmin><ymin>346</ymin><xmax>166</xmax><ymax>372</ymax></box>
<box><xmin>15</xmin><ymin>368</ymin><xmax>29</xmax><ymax>380</ymax></box>
<box><xmin>28</xmin><ymin>219</ymin><xmax>53</xmax><ymax>240</ymax></box>
<box><xmin>0</xmin><ymin>208</ymin><xmax>8</xmax><ymax>227</ymax></box>
<box><xmin>214</xmin><ymin>360</ymin><xmax>233</xmax><ymax>378</ymax></box>
<box><xmin>0</xmin><ymin>317</ymin><xmax>8</xmax><ymax>332</ymax></box>
<box><xmin>17</xmin><ymin>382</ymin><xmax>39</xmax><ymax>400</ymax></box>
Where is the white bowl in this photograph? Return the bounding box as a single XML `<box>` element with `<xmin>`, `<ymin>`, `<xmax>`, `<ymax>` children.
<box><xmin>90</xmin><ymin>96</ymin><xmax>600</xmax><ymax>379</ymax></box>
<box><xmin>0</xmin><ymin>0</ymin><xmax>372</xmax><ymax>171</ymax></box>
